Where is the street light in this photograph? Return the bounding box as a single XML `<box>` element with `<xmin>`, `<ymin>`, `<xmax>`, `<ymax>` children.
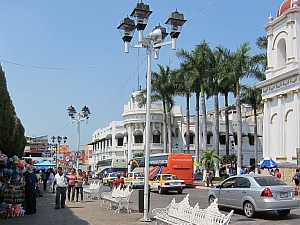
<box><xmin>51</xmin><ymin>136</ymin><xmax>67</xmax><ymax>169</ymax></box>
<box><xmin>118</xmin><ymin>1</ymin><xmax>186</xmax><ymax>222</ymax></box>
<box><xmin>67</xmin><ymin>105</ymin><xmax>91</xmax><ymax>170</ymax></box>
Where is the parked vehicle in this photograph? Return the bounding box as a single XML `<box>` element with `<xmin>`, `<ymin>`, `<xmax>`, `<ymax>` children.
<box><xmin>124</xmin><ymin>172</ymin><xmax>144</xmax><ymax>188</ymax></box>
<box><xmin>96</xmin><ymin>157</ymin><xmax>127</xmax><ymax>180</ymax></box>
<box><xmin>132</xmin><ymin>153</ymin><xmax>194</xmax><ymax>185</ymax></box>
<box><xmin>149</xmin><ymin>174</ymin><xmax>185</xmax><ymax>194</ymax></box>
<box><xmin>102</xmin><ymin>172</ymin><xmax>118</xmax><ymax>185</ymax></box>
<box><xmin>208</xmin><ymin>174</ymin><xmax>300</xmax><ymax>218</ymax></box>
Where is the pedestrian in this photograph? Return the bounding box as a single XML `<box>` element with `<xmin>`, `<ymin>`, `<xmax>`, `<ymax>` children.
<box><xmin>67</xmin><ymin>168</ymin><xmax>76</xmax><ymax>202</ymax></box>
<box><xmin>75</xmin><ymin>169</ymin><xmax>84</xmax><ymax>202</ymax></box>
<box><xmin>35</xmin><ymin>169</ymin><xmax>41</xmax><ymax>198</ymax></box>
<box><xmin>292</xmin><ymin>169</ymin><xmax>300</xmax><ymax>192</ymax></box>
<box><xmin>41</xmin><ymin>169</ymin><xmax>48</xmax><ymax>192</ymax></box>
<box><xmin>269</xmin><ymin>168</ymin><xmax>275</xmax><ymax>176</ymax></box>
<box><xmin>25</xmin><ymin>166</ymin><xmax>37</xmax><ymax>214</ymax></box>
<box><xmin>205</xmin><ymin>170</ymin><xmax>212</xmax><ymax>187</ymax></box>
<box><xmin>54</xmin><ymin>166</ymin><xmax>67</xmax><ymax>209</ymax></box>
<box><xmin>48</xmin><ymin>168</ymin><xmax>56</xmax><ymax>193</ymax></box>
<box><xmin>275</xmin><ymin>168</ymin><xmax>281</xmax><ymax>179</ymax></box>
<box><xmin>240</xmin><ymin>166</ymin><xmax>246</xmax><ymax>174</ymax></box>
<box><xmin>113</xmin><ymin>173</ymin><xmax>124</xmax><ymax>189</ymax></box>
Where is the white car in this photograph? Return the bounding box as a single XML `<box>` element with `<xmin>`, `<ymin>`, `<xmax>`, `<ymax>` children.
<box><xmin>103</xmin><ymin>172</ymin><xmax>118</xmax><ymax>185</ymax></box>
<box><xmin>124</xmin><ymin>172</ymin><xmax>144</xmax><ymax>188</ymax></box>
<box><xmin>149</xmin><ymin>174</ymin><xmax>185</xmax><ymax>194</ymax></box>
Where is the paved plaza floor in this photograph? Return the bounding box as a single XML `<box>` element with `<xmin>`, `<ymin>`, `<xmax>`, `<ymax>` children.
<box><xmin>0</xmin><ymin>189</ymin><xmax>156</xmax><ymax>225</ymax></box>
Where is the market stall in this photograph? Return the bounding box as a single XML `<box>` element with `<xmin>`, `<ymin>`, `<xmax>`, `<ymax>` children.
<box><xmin>0</xmin><ymin>151</ymin><xmax>26</xmax><ymax>218</ymax></box>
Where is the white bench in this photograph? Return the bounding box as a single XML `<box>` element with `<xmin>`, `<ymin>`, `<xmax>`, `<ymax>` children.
<box><xmin>100</xmin><ymin>185</ymin><xmax>133</xmax><ymax>213</ymax></box>
<box><xmin>83</xmin><ymin>180</ymin><xmax>101</xmax><ymax>200</ymax></box>
<box><xmin>152</xmin><ymin>194</ymin><xmax>234</xmax><ymax>225</ymax></box>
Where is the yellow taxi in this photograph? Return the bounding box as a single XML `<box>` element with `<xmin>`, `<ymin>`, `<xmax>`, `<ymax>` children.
<box><xmin>149</xmin><ymin>174</ymin><xmax>185</xmax><ymax>194</ymax></box>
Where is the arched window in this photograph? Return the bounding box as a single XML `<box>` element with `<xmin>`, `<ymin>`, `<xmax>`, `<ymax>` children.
<box><xmin>152</xmin><ymin>130</ymin><xmax>161</xmax><ymax>143</ymax></box>
<box><xmin>277</xmin><ymin>38</ymin><xmax>287</xmax><ymax>68</ymax></box>
<box><xmin>133</xmin><ymin>130</ymin><xmax>143</xmax><ymax>143</ymax></box>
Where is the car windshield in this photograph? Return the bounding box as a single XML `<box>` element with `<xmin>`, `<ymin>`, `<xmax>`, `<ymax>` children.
<box><xmin>162</xmin><ymin>175</ymin><xmax>179</xmax><ymax>181</ymax></box>
<box><xmin>254</xmin><ymin>176</ymin><xmax>287</xmax><ymax>186</ymax></box>
<box><xmin>134</xmin><ymin>172</ymin><xmax>143</xmax><ymax>177</ymax></box>
<box><xmin>110</xmin><ymin>173</ymin><xmax>117</xmax><ymax>177</ymax></box>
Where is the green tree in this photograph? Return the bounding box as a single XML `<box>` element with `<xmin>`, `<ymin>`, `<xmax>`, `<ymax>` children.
<box><xmin>199</xmin><ymin>149</ymin><xmax>221</xmax><ymax>171</ymax></box>
<box><xmin>134</xmin><ymin>152</ymin><xmax>144</xmax><ymax>158</ymax></box>
<box><xmin>177</xmin><ymin>40</ymin><xmax>213</xmax><ymax>164</ymax></box>
<box><xmin>225</xmin><ymin>42</ymin><xmax>255</xmax><ymax>174</ymax></box>
<box><xmin>0</xmin><ymin>65</ymin><xmax>26</xmax><ymax>157</ymax></box>
<box><xmin>151</xmin><ymin>64</ymin><xmax>175</xmax><ymax>153</ymax></box>
<box><xmin>240</xmin><ymin>85</ymin><xmax>263</xmax><ymax>173</ymax></box>
<box><xmin>172</xmin><ymin>66</ymin><xmax>194</xmax><ymax>153</ymax></box>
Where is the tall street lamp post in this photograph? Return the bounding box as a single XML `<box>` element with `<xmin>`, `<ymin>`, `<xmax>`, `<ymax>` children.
<box><xmin>117</xmin><ymin>1</ymin><xmax>186</xmax><ymax>221</ymax></box>
<box><xmin>51</xmin><ymin>136</ymin><xmax>67</xmax><ymax>169</ymax></box>
<box><xmin>67</xmin><ymin>105</ymin><xmax>91</xmax><ymax>170</ymax></box>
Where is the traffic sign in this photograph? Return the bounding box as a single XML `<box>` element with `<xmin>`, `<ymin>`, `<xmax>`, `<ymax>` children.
<box><xmin>75</xmin><ymin>151</ymin><xmax>82</xmax><ymax>159</ymax></box>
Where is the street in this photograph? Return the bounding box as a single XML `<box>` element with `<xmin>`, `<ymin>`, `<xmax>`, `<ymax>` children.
<box><xmin>128</xmin><ymin>185</ymin><xmax>300</xmax><ymax>225</ymax></box>
<box><xmin>0</xmin><ymin>183</ymin><xmax>298</xmax><ymax>225</ymax></box>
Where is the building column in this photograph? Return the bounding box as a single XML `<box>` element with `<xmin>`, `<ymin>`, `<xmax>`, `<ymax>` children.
<box><xmin>293</xmin><ymin>90</ymin><xmax>300</xmax><ymax>151</ymax></box>
<box><xmin>263</xmin><ymin>99</ymin><xmax>271</xmax><ymax>158</ymax></box>
<box><xmin>278</xmin><ymin>96</ymin><xmax>283</xmax><ymax>157</ymax></box>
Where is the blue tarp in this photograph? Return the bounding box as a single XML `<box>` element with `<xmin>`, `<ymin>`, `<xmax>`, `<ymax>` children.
<box><xmin>34</xmin><ymin>159</ymin><xmax>56</xmax><ymax>169</ymax></box>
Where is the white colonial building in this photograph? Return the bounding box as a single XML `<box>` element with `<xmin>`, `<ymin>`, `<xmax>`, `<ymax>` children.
<box><xmin>257</xmin><ymin>0</ymin><xmax>300</xmax><ymax>166</ymax></box>
<box><xmin>88</xmin><ymin>91</ymin><xmax>263</xmax><ymax>172</ymax></box>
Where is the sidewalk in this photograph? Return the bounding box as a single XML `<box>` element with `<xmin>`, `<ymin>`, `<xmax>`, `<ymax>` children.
<box><xmin>0</xmin><ymin>181</ymin><xmax>210</xmax><ymax>225</ymax></box>
<box><xmin>0</xmin><ymin>190</ymin><xmax>156</xmax><ymax>225</ymax></box>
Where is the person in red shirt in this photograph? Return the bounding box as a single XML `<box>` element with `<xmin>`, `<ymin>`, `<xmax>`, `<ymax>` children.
<box><xmin>275</xmin><ymin>168</ymin><xmax>281</xmax><ymax>179</ymax></box>
<box><xmin>113</xmin><ymin>173</ymin><xmax>124</xmax><ymax>189</ymax></box>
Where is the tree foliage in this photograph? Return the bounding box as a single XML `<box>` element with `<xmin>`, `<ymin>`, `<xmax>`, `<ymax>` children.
<box><xmin>0</xmin><ymin>66</ymin><xmax>26</xmax><ymax>157</ymax></box>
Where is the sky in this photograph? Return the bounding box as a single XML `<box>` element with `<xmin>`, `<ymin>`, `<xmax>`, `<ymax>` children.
<box><xmin>0</xmin><ymin>0</ymin><xmax>285</xmax><ymax>152</ymax></box>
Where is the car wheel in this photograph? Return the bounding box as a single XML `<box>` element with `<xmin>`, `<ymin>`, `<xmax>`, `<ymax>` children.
<box><xmin>277</xmin><ymin>209</ymin><xmax>290</xmax><ymax>216</ymax></box>
<box><xmin>243</xmin><ymin>201</ymin><xmax>256</xmax><ymax>218</ymax></box>
<box><xmin>177</xmin><ymin>189</ymin><xmax>183</xmax><ymax>194</ymax></box>
<box><xmin>158</xmin><ymin>187</ymin><xmax>163</xmax><ymax>194</ymax></box>
<box><xmin>208</xmin><ymin>195</ymin><xmax>215</xmax><ymax>205</ymax></box>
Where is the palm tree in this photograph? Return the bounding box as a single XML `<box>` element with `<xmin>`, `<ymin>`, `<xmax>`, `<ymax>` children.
<box><xmin>240</xmin><ymin>85</ymin><xmax>263</xmax><ymax>173</ymax></box>
<box><xmin>172</xmin><ymin>67</ymin><xmax>194</xmax><ymax>154</ymax></box>
<box><xmin>206</xmin><ymin>45</ymin><xmax>227</xmax><ymax>177</ymax></box>
<box><xmin>227</xmin><ymin>42</ymin><xmax>260</xmax><ymax>174</ymax></box>
<box><xmin>216</xmin><ymin>47</ymin><xmax>236</xmax><ymax>156</ymax></box>
<box><xmin>151</xmin><ymin>64</ymin><xmax>175</xmax><ymax>153</ymax></box>
<box><xmin>176</xmin><ymin>40</ymin><xmax>213</xmax><ymax>164</ymax></box>
<box><xmin>199</xmin><ymin>149</ymin><xmax>221</xmax><ymax>175</ymax></box>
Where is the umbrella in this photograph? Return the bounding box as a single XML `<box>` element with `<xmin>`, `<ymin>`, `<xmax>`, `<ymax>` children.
<box><xmin>260</xmin><ymin>158</ymin><xmax>277</xmax><ymax>169</ymax></box>
<box><xmin>243</xmin><ymin>165</ymin><xmax>252</xmax><ymax>168</ymax></box>
<box><xmin>221</xmin><ymin>163</ymin><xmax>231</xmax><ymax>168</ymax></box>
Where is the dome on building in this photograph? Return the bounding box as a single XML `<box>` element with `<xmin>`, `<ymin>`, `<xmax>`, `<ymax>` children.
<box><xmin>277</xmin><ymin>0</ymin><xmax>300</xmax><ymax>17</ymax></box>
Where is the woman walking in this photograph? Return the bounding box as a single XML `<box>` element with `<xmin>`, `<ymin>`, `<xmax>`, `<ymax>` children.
<box><xmin>292</xmin><ymin>169</ymin><xmax>300</xmax><ymax>193</ymax></box>
<box><xmin>67</xmin><ymin>168</ymin><xmax>76</xmax><ymax>202</ymax></box>
<box><xmin>75</xmin><ymin>169</ymin><xmax>84</xmax><ymax>202</ymax></box>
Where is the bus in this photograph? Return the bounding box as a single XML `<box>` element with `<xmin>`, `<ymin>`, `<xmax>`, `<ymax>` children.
<box><xmin>131</xmin><ymin>153</ymin><xmax>194</xmax><ymax>185</ymax></box>
<box><xmin>96</xmin><ymin>157</ymin><xmax>127</xmax><ymax>179</ymax></box>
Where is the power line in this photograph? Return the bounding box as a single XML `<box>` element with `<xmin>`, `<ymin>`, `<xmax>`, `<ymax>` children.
<box><xmin>0</xmin><ymin>55</ymin><xmax>145</xmax><ymax>71</ymax></box>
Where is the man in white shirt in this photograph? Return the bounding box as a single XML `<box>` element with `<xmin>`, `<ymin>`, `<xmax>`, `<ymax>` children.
<box><xmin>54</xmin><ymin>167</ymin><xmax>67</xmax><ymax>209</ymax></box>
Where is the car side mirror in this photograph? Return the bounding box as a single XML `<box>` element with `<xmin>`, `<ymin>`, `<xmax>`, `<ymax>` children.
<box><xmin>216</xmin><ymin>184</ymin><xmax>221</xmax><ymax>189</ymax></box>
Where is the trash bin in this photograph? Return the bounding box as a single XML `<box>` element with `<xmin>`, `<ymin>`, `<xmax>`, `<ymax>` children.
<box><xmin>138</xmin><ymin>189</ymin><xmax>150</xmax><ymax>213</ymax></box>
